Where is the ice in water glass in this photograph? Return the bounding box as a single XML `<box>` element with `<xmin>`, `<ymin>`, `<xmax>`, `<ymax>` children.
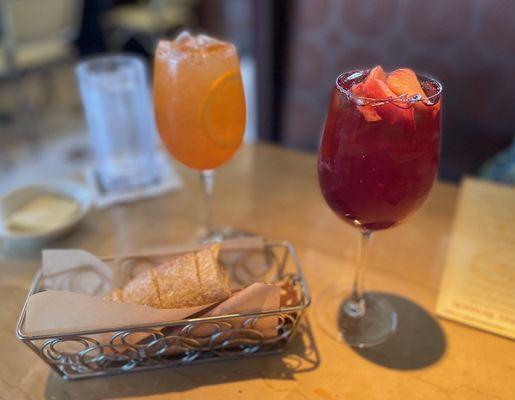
<box><xmin>76</xmin><ymin>55</ymin><xmax>159</xmax><ymax>192</ymax></box>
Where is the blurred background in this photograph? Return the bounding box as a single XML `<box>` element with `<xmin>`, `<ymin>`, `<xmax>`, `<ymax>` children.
<box><xmin>1</xmin><ymin>0</ymin><xmax>515</xmax><ymax>194</ymax></box>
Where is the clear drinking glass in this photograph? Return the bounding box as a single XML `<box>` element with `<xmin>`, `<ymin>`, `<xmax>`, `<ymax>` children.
<box><xmin>153</xmin><ymin>32</ymin><xmax>246</xmax><ymax>241</ymax></box>
<box><xmin>76</xmin><ymin>55</ymin><xmax>159</xmax><ymax>192</ymax></box>
<box><xmin>316</xmin><ymin>68</ymin><xmax>442</xmax><ymax>347</ymax></box>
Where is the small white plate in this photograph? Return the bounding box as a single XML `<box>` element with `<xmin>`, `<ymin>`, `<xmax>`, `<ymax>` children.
<box><xmin>0</xmin><ymin>180</ymin><xmax>92</xmax><ymax>244</ymax></box>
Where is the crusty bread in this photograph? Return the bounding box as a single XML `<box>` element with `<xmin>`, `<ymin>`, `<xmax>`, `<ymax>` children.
<box><xmin>103</xmin><ymin>288</ymin><xmax>124</xmax><ymax>303</ymax></box>
<box><xmin>122</xmin><ymin>269</ymin><xmax>161</xmax><ymax>308</ymax></box>
<box><xmin>155</xmin><ymin>252</ymin><xmax>205</xmax><ymax>308</ymax></box>
<box><xmin>195</xmin><ymin>245</ymin><xmax>230</xmax><ymax>304</ymax></box>
<box><xmin>103</xmin><ymin>244</ymin><xmax>230</xmax><ymax>309</ymax></box>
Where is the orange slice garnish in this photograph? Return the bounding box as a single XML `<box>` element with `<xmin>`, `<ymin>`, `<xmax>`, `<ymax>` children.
<box><xmin>201</xmin><ymin>69</ymin><xmax>246</xmax><ymax>148</ymax></box>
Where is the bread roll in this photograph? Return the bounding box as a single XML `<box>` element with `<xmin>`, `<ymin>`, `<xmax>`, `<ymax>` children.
<box><xmin>103</xmin><ymin>288</ymin><xmax>124</xmax><ymax>303</ymax></box>
<box><xmin>196</xmin><ymin>245</ymin><xmax>231</xmax><ymax>304</ymax></box>
<box><xmin>122</xmin><ymin>269</ymin><xmax>161</xmax><ymax>308</ymax></box>
<box><xmin>103</xmin><ymin>244</ymin><xmax>230</xmax><ymax>309</ymax></box>
<box><xmin>155</xmin><ymin>252</ymin><xmax>204</xmax><ymax>308</ymax></box>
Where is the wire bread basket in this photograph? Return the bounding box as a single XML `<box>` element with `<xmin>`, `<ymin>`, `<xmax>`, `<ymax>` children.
<box><xmin>16</xmin><ymin>241</ymin><xmax>310</xmax><ymax>380</ymax></box>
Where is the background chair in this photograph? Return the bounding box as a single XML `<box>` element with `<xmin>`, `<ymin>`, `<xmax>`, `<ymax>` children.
<box><xmin>102</xmin><ymin>0</ymin><xmax>198</xmax><ymax>53</ymax></box>
<box><xmin>0</xmin><ymin>0</ymin><xmax>82</xmax><ymax>74</ymax></box>
<box><xmin>0</xmin><ymin>0</ymin><xmax>83</xmax><ymax>166</ymax></box>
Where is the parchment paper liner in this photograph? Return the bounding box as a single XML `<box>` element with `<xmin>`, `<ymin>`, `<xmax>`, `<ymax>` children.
<box><xmin>24</xmin><ymin>237</ymin><xmax>297</xmax><ymax>356</ymax></box>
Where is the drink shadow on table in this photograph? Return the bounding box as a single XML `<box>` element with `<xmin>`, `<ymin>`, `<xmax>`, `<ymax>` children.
<box><xmin>43</xmin><ymin>317</ymin><xmax>320</xmax><ymax>399</ymax></box>
<box><xmin>348</xmin><ymin>292</ymin><xmax>446</xmax><ymax>370</ymax></box>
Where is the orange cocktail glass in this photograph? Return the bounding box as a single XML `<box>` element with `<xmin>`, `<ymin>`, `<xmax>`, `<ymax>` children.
<box><xmin>154</xmin><ymin>32</ymin><xmax>246</xmax><ymax>240</ymax></box>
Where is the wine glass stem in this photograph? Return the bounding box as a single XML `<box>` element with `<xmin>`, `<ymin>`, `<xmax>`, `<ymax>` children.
<box><xmin>200</xmin><ymin>169</ymin><xmax>215</xmax><ymax>235</ymax></box>
<box><xmin>348</xmin><ymin>230</ymin><xmax>373</xmax><ymax>316</ymax></box>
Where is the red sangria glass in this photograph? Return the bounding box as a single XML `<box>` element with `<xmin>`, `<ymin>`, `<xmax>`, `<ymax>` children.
<box><xmin>316</xmin><ymin>67</ymin><xmax>442</xmax><ymax>347</ymax></box>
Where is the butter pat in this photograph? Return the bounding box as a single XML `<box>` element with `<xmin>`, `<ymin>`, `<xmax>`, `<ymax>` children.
<box><xmin>6</xmin><ymin>195</ymin><xmax>79</xmax><ymax>232</ymax></box>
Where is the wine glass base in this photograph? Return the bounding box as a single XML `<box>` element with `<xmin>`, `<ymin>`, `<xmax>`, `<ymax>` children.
<box><xmin>316</xmin><ymin>285</ymin><xmax>397</xmax><ymax>348</ymax></box>
<box><xmin>198</xmin><ymin>226</ymin><xmax>254</xmax><ymax>243</ymax></box>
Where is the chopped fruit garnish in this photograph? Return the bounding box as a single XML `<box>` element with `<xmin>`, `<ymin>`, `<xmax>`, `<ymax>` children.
<box><xmin>387</xmin><ymin>68</ymin><xmax>428</xmax><ymax>112</ymax></box>
<box><xmin>362</xmin><ymin>66</ymin><xmax>413</xmax><ymax>125</ymax></box>
<box><xmin>368</xmin><ymin>65</ymin><xmax>388</xmax><ymax>82</ymax></box>
<box><xmin>387</xmin><ymin>68</ymin><xmax>426</xmax><ymax>98</ymax></box>
<box><xmin>388</xmin><ymin>68</ymin><xmax>442</xmax><ymax>124</ymax></box>
<box><xmin>352</xmin><ymin>82</ymin><xmax>381</xmax><ymax>122</ymax></box>
<box><xmin>365</xmin><ymin>77</ymin><xmax>396</xmax><ymax>99</ymax></box>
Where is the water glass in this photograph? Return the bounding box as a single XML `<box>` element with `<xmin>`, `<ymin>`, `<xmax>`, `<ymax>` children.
<box><xmin>76</xmin><ymin>55</ymin><xmax>159</xmax><ymax>191</ymax></box>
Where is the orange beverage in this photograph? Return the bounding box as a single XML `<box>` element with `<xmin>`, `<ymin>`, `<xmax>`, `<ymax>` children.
<box><xmin>154</xmin><ymin>32</ymin><xmax>246</xmax><ymax>170</ymax></box>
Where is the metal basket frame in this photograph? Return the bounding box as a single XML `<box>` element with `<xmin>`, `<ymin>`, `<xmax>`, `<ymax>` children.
<box><xmin>16</xmin><ymin>241</ymin><xmax>311</xmax><ymax>380</ymax></box>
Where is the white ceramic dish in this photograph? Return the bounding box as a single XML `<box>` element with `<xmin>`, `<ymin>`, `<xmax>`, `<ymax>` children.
<box><xmin>0</xmin><ymin>180</ymin><xmax>92</xmax><ymax>244</ymax></box>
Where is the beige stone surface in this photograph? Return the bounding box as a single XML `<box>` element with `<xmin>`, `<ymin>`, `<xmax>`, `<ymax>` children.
<box><xmin>1</xmin><ymin>143</ymin><xmax>514</xmax><ymax>400</ymax></box>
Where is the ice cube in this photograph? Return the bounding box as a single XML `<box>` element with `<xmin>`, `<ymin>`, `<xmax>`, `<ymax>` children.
<box><xmin>175</xmin><ymin>31</ymin><xmax>195</xmax><ymax>47</ymax></box>
<box><xmin>159</xmin><ymin>31</ymin><xmax>231</xmax><ymax>60</ymax></box>
<box><xmin>155</xmin><ymin>40</ymin><xmax>173</xmax><ymax>58</ymax></box>
<box><xmin>196</xmin><ymin>34</ymin><xmax>217</xmax><ymax>47</ymax></box>
<box><xmin>199</xmin><ymin>34</ymin><xmax>231</xmax><ymax>59</ymax></box>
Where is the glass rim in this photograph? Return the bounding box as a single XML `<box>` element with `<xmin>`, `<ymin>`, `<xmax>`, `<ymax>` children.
<box><xmin>155</xmin><ymin>39</ymin><xmax>237</xmax><ymax>63</ymax></box>
<box><xmin>75</xmin><ymin>53</ymin><xmax>146</xmax><ymax>76</ymax></box>
<box><xmin>335</xmin><ymin>69</ymin><xmax>443</xmax><ymax>105</ymax></box>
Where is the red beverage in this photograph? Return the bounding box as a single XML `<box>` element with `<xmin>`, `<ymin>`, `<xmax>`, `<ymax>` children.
<box><xmin>318</xmin><ymin>68</ymin><xmax>442</xmax><ymax>230</ymax></box>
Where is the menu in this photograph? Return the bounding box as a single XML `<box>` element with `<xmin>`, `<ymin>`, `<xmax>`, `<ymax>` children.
<box><xmin>437</xmin><ymin>178</ymin><xmax>515</xmax><ymax>340</ymax></box>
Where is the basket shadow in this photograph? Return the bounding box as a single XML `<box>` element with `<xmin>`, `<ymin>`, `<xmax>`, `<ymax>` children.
<box><xmin>351</xmin><ymin>292</ymin><xmax>446</xmax><ymax>370</ymax></box>
<box><xmin>43</xmin><ymin>317</ymin><xmax>320</xmax><ymax>399</ymax></box>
